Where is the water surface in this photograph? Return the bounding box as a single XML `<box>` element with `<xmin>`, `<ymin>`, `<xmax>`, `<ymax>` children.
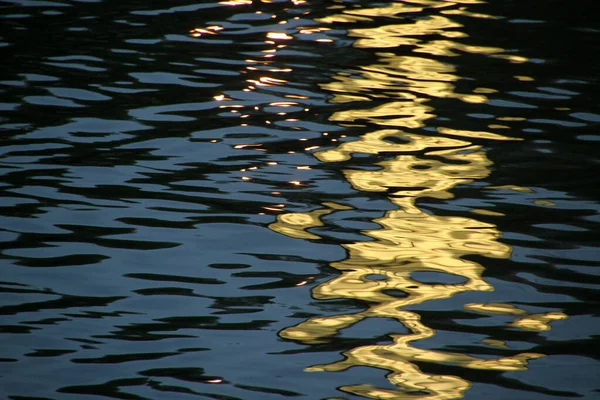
<box><xmin>1</xmin><ymin>0</ymin><xmax>599</xmax><ymax>399</ymax></box>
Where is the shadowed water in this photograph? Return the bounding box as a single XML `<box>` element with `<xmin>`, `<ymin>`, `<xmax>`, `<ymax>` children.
<box><xmin>1</xmin><ymin>0</ymin><xmax>599</xmax><ymax>399</ymax></box>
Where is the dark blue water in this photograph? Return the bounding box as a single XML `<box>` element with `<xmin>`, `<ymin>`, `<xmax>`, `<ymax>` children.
<box><xmin>1</xmin><ymin>0</ymin><xmax>599</xmax><ymax>399</ymax></box>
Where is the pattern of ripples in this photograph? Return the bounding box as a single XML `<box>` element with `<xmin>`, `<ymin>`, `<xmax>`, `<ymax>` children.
<box><xmin>1</xmin><ymin>0</ymin><xmax>599</xmax><ymax>399</ymax></box>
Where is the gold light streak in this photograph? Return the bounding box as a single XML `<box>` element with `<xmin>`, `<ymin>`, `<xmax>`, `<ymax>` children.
<box><xmin>268</xmin><ymin>1</ymin><xmax>566</xmax><ymax>398</ymax></box>
<box><xmin>190</xmin><ymin>26</ymin><xmax>224</xmax><ymax>37</ymax></box>
<box><xmin>219</xmin><ymin>0</ymin><xmax>251</xmax><ymax>5</ymax></box>
<box><xmin>260</xmin><ymin>77</ymin><xmax>287</xmax><ymax>85</ymax></box>
<box><xmin>299</xmin><ymin>27</ymin><xmax>331</xmax><ymax>34</ymax></box>
<box><xmin>267</xmin><ymin>32</ymin><xmax>294</xmax><ymax>40</ymax></box>
<box><xmin>466</xmin><ymin>303</ymin><xmax>568</xmax><ymax>332</ymax></box>
<box><xmin>269</xmin><ymin>208</ymin><xmax>332</xmax><ymax>240</ymax></box>
<box><xmin>269</xmin><ymin>202</ymin><xmax>352</xmax><ymax>240</ymax></box>
<box><xmin>269</xmin><ymin>101</ymin><xmax>298</xmax><ymax>107</ymax></box>
<box><xmin>437</xmin><ymin>126</ymin><xmax>522</xmax><ymax>141</ymax></box>
<box><xmin>510</xmin><ymin>312</ymin><xmax>568</xmax><ymax>331</ymax></box>
<box><xmin>285</xmin><ymin>94</ymin><xmax>309</xmax><ymax>100</ymax></box>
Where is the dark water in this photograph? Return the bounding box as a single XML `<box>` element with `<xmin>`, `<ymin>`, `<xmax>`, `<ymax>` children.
<box><xmin>1</xmin><ymin>0</ymin><xmax>599</xmax><ymax>399</ymax></box>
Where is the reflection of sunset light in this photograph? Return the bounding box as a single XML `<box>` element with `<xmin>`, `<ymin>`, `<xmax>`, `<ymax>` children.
<box><xmin>260</xmin><ymin>77</ymin><xmax>288</xmax><ymax>85</ymax></box>
<box><xmin>241</xmin><ymin>176</ymin><xmax>251</xmax><ymax>181</ymax></box>
<box><xmin>263</xmin><ymin>206</ymin><xmax>284</xmax><ymax>212</ymax></box>
<box><xmin>285</xmin><ymin>94</ymin><xmax>309</xmax><ymax>100</ymax></box>
<box><xmin>234</xmin><ymin>144</ymin><xmax>262</xmax><ymax>149</ymax></box>
<box><xmin>219</xmin><ymin>0</ymin><xmax>251</xmax><ymax>5</ymax></box>
<box><xmin>190</xmin><ymin>26</ymin><xmax>223</xmax><ymax>37</ymax></box>
<box><xmin>269</xmin><ymin>101</ymin><xmax>297</xmax><ymax>107</ymax></box>
<box><xmin>266</xmin><ymin>1</ymin><xmax>569</xmax><ymax>397</ymax></box>
<box><xmin>267</xmin><ymin>32</ymin><xmax>293</xmax><ymax>40</ymax></box>
<box><xmin>207</xmin><ymin>379</ymin><xmax>223</xmax><ymax>384</ymax></box>
<box><xmin>515</xmin><ymin>75</ymin><xmax>534</xmax><ymax>81</ymax></box>
<box><xmin>300</xmin><ymin>27</ymin><xmax>331</xmax><ymax>34</ymax></box>
<box><xmin>305</xmin><ymin>146</ymin><xmax>320</xmax><ymax>151</ymax></box>
<box><xmin>213</xmin><ymin>94</ymin><xmax>225</xmax><ymax>101</ymax></box>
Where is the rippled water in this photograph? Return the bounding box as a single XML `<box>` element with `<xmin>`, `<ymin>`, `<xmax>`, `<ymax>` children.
<box><xmin>1</xmin><ymin>0</ymin><xmax>599</xmax><ymax>399</ymax></box>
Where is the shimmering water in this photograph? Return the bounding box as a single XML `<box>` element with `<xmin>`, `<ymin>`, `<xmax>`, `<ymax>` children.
<box><xmin>1</xmin><ymin>0</ymin><xmax>599</xmax><ymax>399</ymax></box>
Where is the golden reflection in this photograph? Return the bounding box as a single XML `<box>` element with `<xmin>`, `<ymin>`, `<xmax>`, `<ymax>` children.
<box><xmin>264</xmin><ymin>1</ymin><xmax>567</xmax><ymax>398</ymax></box>
<box><xmin>466</xmin><ymin>303</ymin><xmax>568</xmax><ymax>332</ymax></box>
<box><xmin>190</xmin><ymin>26</ymin><xmax>223</xmax><ymax>37</ymax></box>
<box><xmin>510</xmin><ymin>312</ymin><xmax>568</xmax><ymax>331</ymax></box>
<box><xmin>219</xmin><ymin>0</ymin><xmax>251</xmax><ymax>5</ymax></box>
<box><xmin>269</xmin><ymin>202</ymin><xmax>351</xmax><ymax>240</ymax></box>
<box><xmin>267</xmin><ymin>32</ymin><xmax>293</xmax><ymax>40</ymax></box>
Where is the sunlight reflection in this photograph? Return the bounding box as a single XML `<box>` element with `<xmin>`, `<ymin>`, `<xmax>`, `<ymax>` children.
<box><xmin>270</xmin><ymin>1</ymin><xmax>568</xmax><ymax>398</ymax></box>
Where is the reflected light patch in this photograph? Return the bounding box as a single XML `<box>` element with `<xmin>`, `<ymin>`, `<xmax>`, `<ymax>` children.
<box><xmin>260</xmin><ymin>77</ymin><xmax>287</xmax><ymax>85</ymax></box>
<box><xmin>285</xmin><ymin>94</ymin><xmax>309</xmax><ymax>100</ymax></box>
<box><xmin>267</xmin><ymin>32</ymin><xmax>293</xmax><ymax>40</ymax></box>
<box><xmin>219</xmin><ymin>0</ymin><xmax>251</xmax><ymax>5</ymax></box>
<box><xmin>190</xmin><ymin>26</ymin><xmax>223</xmax><ymax>37</ymax></box>
<box><xmin>300</xmin><ymin>27</ymin><xmax>331</xmax><ymax>34</ymax></box>
<box><xmin>269</xmin><ymin>101</ymin><xmax>298</xmax><ymax>107</ymax></box>
<box><xmin>263</xmin><ymin>206</ymin><xmax>284</xmax><ymax>212</ymax></box>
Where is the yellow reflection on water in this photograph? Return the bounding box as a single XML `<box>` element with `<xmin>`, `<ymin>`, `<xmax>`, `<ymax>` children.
<box><xmin>266</xmin><ymin>1</ymin><xmax>567</xmax><ymax>398</ymax></box>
